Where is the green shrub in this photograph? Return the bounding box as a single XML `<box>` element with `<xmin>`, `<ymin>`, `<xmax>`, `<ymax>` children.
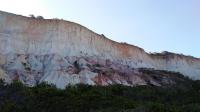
<box><xmin>0</xmin><ymin>80</ymin><xmax>199</xmax><ymax>112</ymax></box>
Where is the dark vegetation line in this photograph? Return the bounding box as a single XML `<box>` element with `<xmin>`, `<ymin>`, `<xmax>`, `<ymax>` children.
<box><xmin>0</xmin><ymin>77</ymin><xmax>200</xmax><ymax>112</ymax></box>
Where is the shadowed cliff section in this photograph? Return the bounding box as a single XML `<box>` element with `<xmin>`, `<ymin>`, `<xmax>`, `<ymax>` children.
<box><xmin>0</xmin><ymin>10</ymin><xmax>199</xmax><ymax>85</ymax></box>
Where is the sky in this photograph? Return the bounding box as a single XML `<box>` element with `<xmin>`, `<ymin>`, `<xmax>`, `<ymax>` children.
<box><xmin>0</xmin><ymin>0</ymin><xmax>199</xmax><ymax>57</ymax></box>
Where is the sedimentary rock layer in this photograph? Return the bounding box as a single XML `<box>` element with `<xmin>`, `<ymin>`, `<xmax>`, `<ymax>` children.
<box><xmin>0</xmin><ymin>11</ymin><xmax>199</xmax><ymax>88</ymax></box>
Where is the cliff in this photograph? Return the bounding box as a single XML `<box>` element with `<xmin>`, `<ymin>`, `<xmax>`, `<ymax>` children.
<box><xmin>0</xmin><ymin>11</ymin><xmax>199</xmax><ymax>88</ymax></box>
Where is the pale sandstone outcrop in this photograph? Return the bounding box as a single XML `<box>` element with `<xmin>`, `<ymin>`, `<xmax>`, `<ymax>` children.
<box><xmin>0</xmin><ymin>55</ymin><xmax>6</xmax><ymax>65</ymax></box>
<box><xmin>0</xmin><ymin>11</ymin><xmax>199</xmax><ymax>88</ymax></box>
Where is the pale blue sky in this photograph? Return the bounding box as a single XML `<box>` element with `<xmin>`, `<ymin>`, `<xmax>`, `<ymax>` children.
<box><xmin>0</xmin><ymin>0</ymin><xmax>199</xmax><ymax>57</ymax></box>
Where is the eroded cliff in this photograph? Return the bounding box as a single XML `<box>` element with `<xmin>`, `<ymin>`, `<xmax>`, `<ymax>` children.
<box><xmin>0</xmin><ymin>11</ymin><xmax>199</xmax><ymax>88</ymax></box>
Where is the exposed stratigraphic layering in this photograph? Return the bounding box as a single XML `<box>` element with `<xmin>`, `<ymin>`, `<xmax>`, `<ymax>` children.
<box><xmin>0</xmin><ymin>11</ymin><xmax>199</xmax><ymax>88</ymax></box>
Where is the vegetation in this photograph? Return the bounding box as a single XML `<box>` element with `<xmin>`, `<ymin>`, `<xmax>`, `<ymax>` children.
<box><xmin>29</xmin><ymin>14</ymin><xmax>44</xmax><ymax>19</ymax></box>
<box><xmin>0</xmin><ymin>79</ymin><xmax>199</xmax><ymax>112</ymax></box>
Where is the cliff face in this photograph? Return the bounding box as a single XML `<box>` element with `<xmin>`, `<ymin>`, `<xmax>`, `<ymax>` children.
<box><xmin>0</xmin><ymin>11</ymin><xmax>152</xmax><ymax>64</ymax></box>
<box><xmin>0</xmin><ymin>11</ymin><xmax>199</xmax><ymax>88</ymax></box>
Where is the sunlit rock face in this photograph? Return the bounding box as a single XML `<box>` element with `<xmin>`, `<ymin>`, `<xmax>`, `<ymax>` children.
<box><xmin>0</xmin><ymin>11</ymin><xmax>199</xmax><ymax>88</ymax></box>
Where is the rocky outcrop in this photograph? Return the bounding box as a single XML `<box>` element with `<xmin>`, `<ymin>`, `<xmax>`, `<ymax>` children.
<box><xmin>150</xmin><ymin>51</ymin><xmax>200</xmax><ymax>79</ymax></box>
<box><xmin>0</xmin><ymin>53</ymin><xmax>189</xmax><ymax>88</ymax></box>
<box><xmin>0</xmin><ymin>11</ymin><xmax>199</xmax><ymax>88</ymax></box>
